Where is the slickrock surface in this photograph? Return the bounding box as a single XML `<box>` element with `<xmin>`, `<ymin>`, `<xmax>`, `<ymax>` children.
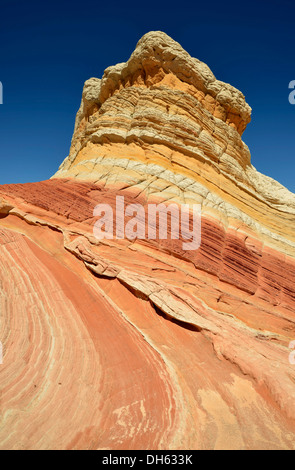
<box><xmin>0</xmin><ymin>31</ymin><xmax>295</xmax><ymax>450</ymax></box>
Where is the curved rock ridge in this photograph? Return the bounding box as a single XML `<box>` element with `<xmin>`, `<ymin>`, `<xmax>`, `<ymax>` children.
<box><xmin>54</xmin><ymin>31</ymin><xmax>295</xmax><ymax>256</ymax></box>
<box><xmin>0</xmin><ymin>32</ymin><xmax>295</xmax><ymax>450</ymax></box>
<box><xmin>0</xmin><ymin>179</ymin><xmax>295</xmax><ymax>450</ymax></box>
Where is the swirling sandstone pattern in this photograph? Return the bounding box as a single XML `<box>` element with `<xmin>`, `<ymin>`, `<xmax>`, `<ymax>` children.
<box><xmin>0</xmin><ymin>32</ymin><xmax>295</xmax><ymax>450</ymax></box>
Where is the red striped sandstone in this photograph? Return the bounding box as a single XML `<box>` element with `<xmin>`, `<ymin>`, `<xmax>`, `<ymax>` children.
<box><xmin>0</xmin><ymin>32</ymin><xmax>295</xmax><ymax>449</ymax></box>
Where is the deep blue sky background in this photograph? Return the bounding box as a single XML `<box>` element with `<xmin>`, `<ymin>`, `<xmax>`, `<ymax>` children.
<box><xmin>0</xmin><ymin>0</ymin><xmax>294</xmax><ymax>191</ymax></box>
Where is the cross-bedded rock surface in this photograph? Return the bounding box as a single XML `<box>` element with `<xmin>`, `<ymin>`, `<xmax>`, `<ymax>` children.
<box><xmin>0</xmin><ymin>32</ymin><xmax>295</xmax><ymax>450</ymax></box>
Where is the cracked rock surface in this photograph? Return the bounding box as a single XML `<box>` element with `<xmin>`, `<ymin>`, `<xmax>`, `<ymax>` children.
<box><xmin>0</xmin><ymin>32</ymin><xmax>295</xmax><ymax>450</ymax></box>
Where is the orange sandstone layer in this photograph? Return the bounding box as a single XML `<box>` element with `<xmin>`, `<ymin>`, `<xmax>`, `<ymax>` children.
<box><xmin>0</xmin><ymin>31</ymin><xmax>295</xmax><ymax>449</ymax></box>
<box><xmin>0</xmin><ymin>179</ymin><xmax>294</xmax><ymax>449</ymax></box>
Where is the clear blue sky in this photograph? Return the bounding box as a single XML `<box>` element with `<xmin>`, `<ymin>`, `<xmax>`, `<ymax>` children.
<box><xmin>0</xmin><ymin>0</ymin><xmax>294</xmax><ymax>192</ymax></box>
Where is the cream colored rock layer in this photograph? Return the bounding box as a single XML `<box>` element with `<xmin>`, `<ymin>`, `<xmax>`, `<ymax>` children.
<box><xmin>54</xmin><ymin>31</ymin><xmax>295</xmax><ymax>255</ymax></box>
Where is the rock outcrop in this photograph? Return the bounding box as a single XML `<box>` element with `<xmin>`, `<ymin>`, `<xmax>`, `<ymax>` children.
<box><xmin>0</xmin><ymin>31</ymin><xmax>295</xmax><ymax>450</ymax></box>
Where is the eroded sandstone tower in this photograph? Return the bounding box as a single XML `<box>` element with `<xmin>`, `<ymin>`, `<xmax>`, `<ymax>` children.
<box><xmin>0</xmin><ymin>32</ymin><xmax>295</xmax><ymax>450</ymax></box>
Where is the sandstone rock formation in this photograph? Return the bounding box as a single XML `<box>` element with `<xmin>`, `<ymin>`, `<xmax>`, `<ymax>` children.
<box><xmin>0</xmin><ymin>31</ymin><xmax>295</xmax><ymax>450</ymax></box>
